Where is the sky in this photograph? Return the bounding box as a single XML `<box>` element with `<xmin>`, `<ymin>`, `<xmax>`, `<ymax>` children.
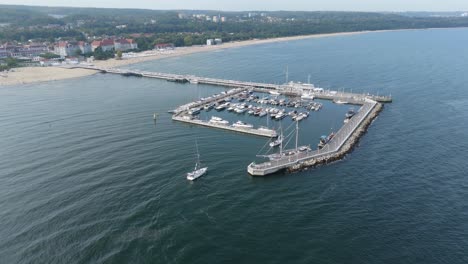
<box><xmin>0</xmin><ymin>0</ymin><xmax>467</xmax><ymax>12</ymax></box>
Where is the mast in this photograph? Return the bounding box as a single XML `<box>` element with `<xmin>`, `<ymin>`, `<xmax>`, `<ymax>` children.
<box><xmin>195</xmin><ymin>139</ymin><xmax>200</xmax><ymax>169</ymax></box>
<box><xmin>307</xmin><ymin>74</ymin><xmax>311</xmax><ymax>84</ymax></box>
<box><xmin>285</xmin><ymin>65</ymin><xmax>289</xmax><ymax>84</ymax></box>
<box><xmin>295</xmin><ymin>119</ymin><xmax>299</xmax><ymax>152</ymax></box>
<box><xmin>267</xmin><ymin>112</ymin><xmax>269</xmax><ymax>128</ymax></box>
<box><xmin>279</xmin><ymin>122</ymin><xmax>283</xmax><ymax>156</ymax></box>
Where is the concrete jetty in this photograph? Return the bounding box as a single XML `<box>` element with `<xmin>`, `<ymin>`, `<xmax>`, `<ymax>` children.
<box><xmin>172</xmin><ymin>115</ymin><xmax>278</xmax><ymax>138</ymax></box>
<box><xmin>72</xmin><ymin>66</ymin><xmax>392</xmax><ymax>103</ymax></box>
<box><xmin>247</xmin><ymin>99</ymin><xmax>381</xmax><ymax>176</ymax></box>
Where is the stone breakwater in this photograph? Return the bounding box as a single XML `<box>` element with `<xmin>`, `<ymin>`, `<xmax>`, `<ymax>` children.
<box><xmin>288</xmin><ymin>103</ymin><xmax>384</xmax><ymax>173</ymax></box>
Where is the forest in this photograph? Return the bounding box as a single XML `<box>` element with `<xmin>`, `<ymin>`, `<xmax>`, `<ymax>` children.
<box><xmin>1</xmin><ymin>5</ymin><xmax>468</xmax><ymax>50</ymax></box>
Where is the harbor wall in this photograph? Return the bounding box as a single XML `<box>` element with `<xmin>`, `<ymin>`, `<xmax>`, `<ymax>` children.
<box><xmin>287</xmin><ymin>103</ymin><xmax>384</xmax><ymax>173</ymax></box>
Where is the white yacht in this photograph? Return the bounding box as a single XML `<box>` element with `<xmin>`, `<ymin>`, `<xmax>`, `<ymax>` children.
<box><xmin>209</xmin><ymin>116</ymin><xmax>229</xmax><ymax>125</ymax></box>
<box><xmin>232</xmin><ymin>121</ymin><xmax>254</xmax><ymax>129</ymax></box>
<box><xmin>269</xmin><ymin>90</ymin><xmax>281</xmax><ymax>96</ymax></box>
<box><xmin>187</xmin><ymin>141</ymin><xmax>207</xmax><ymax>181</ymax></box>
<box><xmin>301</xmin><ymin>92</ymin><xmax>315</xmax><ymax>100</ymax></box>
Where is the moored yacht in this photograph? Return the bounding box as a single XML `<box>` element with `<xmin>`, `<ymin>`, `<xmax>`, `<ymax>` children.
<box><xmin>232</xmin><ymin>121</ymin><xmax>254</xmax><ymax>129</ymax></box>
<box><xmin>209</xmin><ymin>116</ymin><xmax>229</xmax><ymax>125</ymax></box>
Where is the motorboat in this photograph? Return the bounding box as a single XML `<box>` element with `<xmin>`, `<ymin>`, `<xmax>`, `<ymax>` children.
<box><xmin>232</xmin><ymin>121</ymin><xmax>254</xmax><ymax>129</ymax></box>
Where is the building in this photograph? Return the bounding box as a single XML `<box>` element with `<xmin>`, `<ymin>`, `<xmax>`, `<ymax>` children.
<box><xmin>154</xmin><ymin>43</ymin><xmax>175</xmax><ymax>50</ymax></box>
<box><xmin>0</xmin><ymin>42</ymin><xmax>48</xmax><ymax>58</ymax></box>
<box><xmin>0</xmin><ymin>48</ymin><xmax>8</xmax><ymax>59</ymax></box>
<box><xmin>78</xmin><ymin>41</ymin><xmax>92</xmax><ymax>54</ymax></box>
<box><xmin>213</xmin><ymin>16</ymin><xmax>219</xmax><ymax>23</ymax></box>
<box><xmin>206</xmin><ymin>39</ymin><xmax>215</xmax><ymax>46</ymax></box>
<box><xmin>114</xmin><ymin>39</ymin><xmax>132</xmax><ymax>51</ymax></box>
<box><xmin>91</xmin><ymin>39</ymin><xmax>115</xmax><ymax>52</ymax></box>
<box><xmin>221</xmin><ymin>17</ymin><xmax>226</xmax><ymax>22</ymax></box>
<box><xmin>127</xmin><ymin>39</ymin><xmax>138</xmax><ymax>50</ymax></box>
<box><xmin>55</xmin><ymin>41</ymin><xmax>80</xmax><ymax>57</ymax></box>
<box><xmin>214</xmin><ymin>38</ymin><xmax>223</xmax><ymax>45</ymax></box>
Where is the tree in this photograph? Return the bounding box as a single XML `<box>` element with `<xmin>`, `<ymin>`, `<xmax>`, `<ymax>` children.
<box><xmin>5</xmin><ymin>58</ymin><xmax>18</xmax><ymax>68</ymax></box>
<box><xmin>74</xmin><ymin>49</ymin><xmax>83</xmax><ymax>57</ymax></box>
<box><xmin>183</xmin><ymin>35</ymin><xmax>193</xmax><ymax>46</ymax></box>
<box><xmin>116</xmin><ymin>50</ymin><xmax>123</xmax><ymax>60</ymax></box>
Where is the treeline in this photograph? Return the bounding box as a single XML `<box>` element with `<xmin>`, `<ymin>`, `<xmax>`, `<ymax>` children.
<box><xmin>1</xmin><ymin>5</ymin><xmax>468</xmax><ymax>47</ymax></box>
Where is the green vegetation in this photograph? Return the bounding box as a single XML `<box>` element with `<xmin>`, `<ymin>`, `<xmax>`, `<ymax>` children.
<box><xmin>39</xmin><ymin>52</ymin><xmax>60</xmax><ymax>59</ymax></box>
<box><xmin>1</xmin><ymin>5</ymin><xmax>468</xmax><ymax>51</ymax></box>
<box><xmin>116</xmin><ymin>50</ymin><xmax>123</xmax><ymax>60</ymax></box>
<box><xmin>93</xmin><ymin>47</ymin><xmax>114</xmax><ymax>60</ymax></box>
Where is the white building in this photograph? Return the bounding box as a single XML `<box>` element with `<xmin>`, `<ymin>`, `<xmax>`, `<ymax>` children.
<box><xmin>213</xmin><ymin>16</ymin><xmax>219</xmax><ymax>23</ymax></box>
<box><xmin>206</xmin><ymin>39</ymin><xmax>215</xmax><ymax>46</ymax></box>
<box><xmin>78</xmin><ymin>41</ymin><xmax>92</xmax><ymax>54</ymax></box>
<box><xmin>214</xmin><ymin>38</ymin><xmax>223</xmax><ymax>45</ymax></box>
<box><xmin>55</xmin><ymin>41</ymin><xmax>80</xmax><ymax>57</ymax></box>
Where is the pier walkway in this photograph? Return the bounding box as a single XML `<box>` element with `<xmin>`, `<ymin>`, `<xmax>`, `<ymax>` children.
<box><xmin>72</xmin><ymin>66</ymin><xmax>392</xmax><ymax>103</ymax></box>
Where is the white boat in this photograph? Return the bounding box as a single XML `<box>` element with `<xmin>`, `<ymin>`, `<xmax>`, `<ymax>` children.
<box><xmin>187</xmin><ymin>141</ymin><xmax>207</xmax><ymax>181</ymax></box>
<box><xmin>269</xmin><ymin>90</ymin><xmax>281</xmax><ymax>96</ymax></box>
<box><xmin>334</xmin><ymin>100</ymin><xmax>348</xmax><ymax>104</ymax></box>
<box><xmin>275</xmin><ymin>112</ymin><xmax>286</xmax><ymax>120</ymax></box>
<box><xmin>215</xmin><ymin>104</ymin><xmax>227</xmax><ymax>111</ymax></box>
<box><xmin>190</xmin><ymin>79</ymin><xmax>199</xmax><ymax>84</ymax></box>
<box><xmin>301</xmin><ymin>93</ymin><xmax>315</xmax><ymax>100</ymax></box>
<box><xmin>294</xmin><ymin>114</ymin><xmax>304</xmax><ymax>121</ymax></box>
<box><xmin>232</xmin><ymin>121</ymin><xmax>254</xmax><ymax>129</ymax></box>
<box><xmin>188</xmin><ymin>107</ymin><xmax>201</xmax><ymax>115</ymax></box>
<box><xmin>209</xmin><ymin>116</ymin><xmax>229</xmax><ymax>125</ymax></box>
<box><xmin>258</xmin><ymin>111</ymin><xmax>267</xmax><ymax>117</ymax></box>
<box><xmin>269</xmin><ymin>135</ymin><xmax>283</xmax><ymax>147</ymax></box>
<box><xmin>235</xmin><ymin>108</ymin><xmax>247</xmax><ymax>114</ymax></box>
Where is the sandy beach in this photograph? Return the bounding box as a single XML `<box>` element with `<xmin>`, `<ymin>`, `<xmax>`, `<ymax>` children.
<box><xmin>0</xmin><ymin>30</ymin><xmax>371</xmax><ymax>86</ymax></box>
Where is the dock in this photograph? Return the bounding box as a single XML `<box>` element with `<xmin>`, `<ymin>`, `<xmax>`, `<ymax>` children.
<box><xmin>67</xmin><ymin>65</ymin><xmax>392</xmax><ymax>175</ymax></box>
<box><xmin>247</xmin><ymin>99</ymin><xmax>380</xmax><ymax>175</ymax></box>
<box><xmin>172</xmin><ymin>115</ymin><xmax>278</xmax><ymax>138</ymax></box>
<box><xmin>70</xmin><ymin>66</ymin><xmax>392</xmax><ymax>103</ymax></box>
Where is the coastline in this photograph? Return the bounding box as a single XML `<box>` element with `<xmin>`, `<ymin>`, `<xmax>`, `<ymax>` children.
<box><xmin>0</xmin><ymin>27</ymin><xmax>461</xmax><ymax>86</ymax></box>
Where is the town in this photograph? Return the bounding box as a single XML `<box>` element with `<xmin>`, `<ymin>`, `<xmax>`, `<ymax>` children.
<box><xmin>0</xmin><ymin>37</ymin><xmax>224</xmax><ymax>69</ymax></box>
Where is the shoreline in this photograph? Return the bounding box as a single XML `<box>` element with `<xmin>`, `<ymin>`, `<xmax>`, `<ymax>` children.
<box><xmin>0</xmin><ymin>27</ymin><xmax>464</xmax><ymax>86</ymax></box>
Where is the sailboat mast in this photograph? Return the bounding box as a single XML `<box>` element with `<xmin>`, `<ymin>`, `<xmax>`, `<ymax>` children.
<box><xmin>285</xmin><ymin>65</ymin><xmax>289</xmax><ymax>84</ymax></box>
<box><xmin>267</xmin><ymin>112</ymin><xmax>269</xmax><ymax>128</ymax></box>
<box><xmin>279</xmin><ymin>123</ymin><xmax>283</xmax><ymax>156</ymax></box>
<box><xmin>195</xmin><ymin>139</ymin><xmax>201</xmax><ymax>167</ymax></box>
<box><xmin>295</xmin><ymin>120</ymin><xmax>299</xmax><ymax>152</ymax></box>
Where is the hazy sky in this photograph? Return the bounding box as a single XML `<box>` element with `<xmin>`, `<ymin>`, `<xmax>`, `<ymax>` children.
<box><xmin>1</xmin><ymin>0</ymin><xmax>468</xmax><ymax>11</ymax></box>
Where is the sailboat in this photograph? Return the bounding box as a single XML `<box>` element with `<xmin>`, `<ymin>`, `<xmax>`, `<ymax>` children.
<box><xmin>187</xmin><ymin>140</ymin><xmax>207</xmax><ymax>181</ymax></box>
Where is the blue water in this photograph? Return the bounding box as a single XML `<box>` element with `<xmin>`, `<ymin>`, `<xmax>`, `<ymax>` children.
<box><xmin>1</xmin><ymin>28</ymin><xmax>468</xmax><ymax>263</ymax></box>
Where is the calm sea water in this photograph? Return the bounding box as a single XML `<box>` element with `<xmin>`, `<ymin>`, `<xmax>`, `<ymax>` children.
<box><xmin>1</xmin><ymin>28</ymin><xmax>468</xmax><ymax>263</ymax></box>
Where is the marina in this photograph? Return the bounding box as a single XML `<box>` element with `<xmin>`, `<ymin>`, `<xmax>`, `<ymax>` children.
<box><xmin>71</xmin><ymin>65</ymin><xmax>391</xmax><ymax>176</ymax></box>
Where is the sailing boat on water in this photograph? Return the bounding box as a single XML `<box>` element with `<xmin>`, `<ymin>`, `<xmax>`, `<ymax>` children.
<box><xmin>187</xmin><ymin>140</ymin><xmax>207</xmax><ymax>181</ymax></box>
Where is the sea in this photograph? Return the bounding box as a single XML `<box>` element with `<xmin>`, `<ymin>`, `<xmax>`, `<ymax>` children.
<box><xmin>1</xmin><ymin>28</ymin><xmax>468</xmax><ymax>263</ymax></box>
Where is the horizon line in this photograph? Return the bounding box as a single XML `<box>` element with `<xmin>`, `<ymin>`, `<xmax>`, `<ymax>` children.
<box><xmin>1</xmin><ymin>4</ymin><xmax>467</xmax><ymax>13</ymax></box>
